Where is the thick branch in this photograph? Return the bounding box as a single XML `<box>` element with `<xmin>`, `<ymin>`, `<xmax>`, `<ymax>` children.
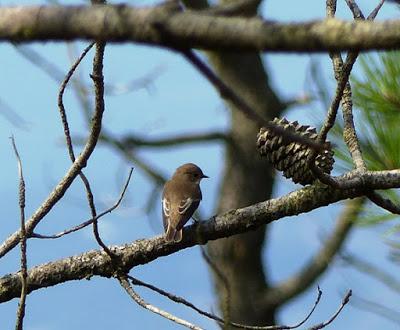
<box><xmin>2</xmin><ymin>169</ymin><xmax>400</xmax><ymax>302</ymax></box>
<box><xmin>0</xmin><ymin>5</ymin><xmax>400</xmax><ymax>52</ymax></box>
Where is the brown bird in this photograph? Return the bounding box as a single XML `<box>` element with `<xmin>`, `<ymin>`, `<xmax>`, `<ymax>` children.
<box><xmin>162</xmin><ymin>163</ymin><xmax>208</xmax><ymax>242</ymax></box>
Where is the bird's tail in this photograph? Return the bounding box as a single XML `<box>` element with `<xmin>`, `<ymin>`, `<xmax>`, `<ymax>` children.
<box><xmin>165</xmin><ymin>224</ymin><xmax>183</xmax><ymax>242</ymax></box>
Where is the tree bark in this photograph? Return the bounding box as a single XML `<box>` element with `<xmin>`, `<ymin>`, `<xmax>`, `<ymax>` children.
<box><xmin>1</xmin><ymin>5</ymin><xmax>400</xmax><ymax>52</ymax></box>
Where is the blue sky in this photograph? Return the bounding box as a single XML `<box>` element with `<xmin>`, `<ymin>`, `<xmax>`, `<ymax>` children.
<box><xmin>1</xmin><ymin>1</ymin><xmax>400</xmax><ymax>329</ymax></box>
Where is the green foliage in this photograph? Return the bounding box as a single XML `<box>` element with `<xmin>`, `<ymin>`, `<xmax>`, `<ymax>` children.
<box><xmin>352</xmin><ymin>52</ymin><xmax>400</xmax><ymax>171</ymax></box>
<box><xmin>314</xmin><ymin>52</ymin><xmax>400</xmax><ymax>226</ymax></box>
<box><xmin>350</xmin><ymin>52</ymin><xmax>400</xmax><ymax>226</ymax></box>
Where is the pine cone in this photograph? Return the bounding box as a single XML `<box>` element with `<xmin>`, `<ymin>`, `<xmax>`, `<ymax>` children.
<box><xmin>257</xmin><ymin>117</ymin><xmax>334</xmax><ymax>185</ymax></box>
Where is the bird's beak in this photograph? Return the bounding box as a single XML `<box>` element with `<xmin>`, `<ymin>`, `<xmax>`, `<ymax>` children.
<box><xmin>202</xmin><ymin>174</ymin><xmax>209</xmax><ymax>179</ymax></box>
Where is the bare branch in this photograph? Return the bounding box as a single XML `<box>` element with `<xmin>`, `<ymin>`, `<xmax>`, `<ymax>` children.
<box><xmin>330</xmin><ymin>51</ymin><xmax>365</xmax><ymax>170</ymax></box>
<box><xmin>344</xmin><ymin>0</ymin><xmax>365</xmax><ymax>19</ymax></box>
<box><xmin>309</xmin><ymin>0</ymin><xmax>386</xmax><ymax>186</ymax></box>
<box><xmin>2</xmin><ymin>171</ymin><xmax>400</xmax><ymax>302</ymax></box>
<box><xmin>58</xmin><ymin>42</ymin><xmax>95</xmax><ymax>161</ymax></box>
<box><xmin>56</xmin><ymin>35</ymin><xmax>112</xmax><ymax>258</ymax></box>
<box><xmin>128</xmin><ymin>275</ymin><xmax>222</xmax><ymax>325</ymax></box>
<box><xmin>31</xmin><ymin>167</ymin><xmax>133</xmax><ymax>239</ymax></box>
<box><xmin>117</xmin><ymin>274</ymin><xmax>203</xmax><ymax>330</ymax></box>
<box><xmin>316</xmin><ymin>52</ymin><xmax>358</xmax><ymax>145</ymax></box>
<box><xmin>10</xmin><ymin>137</ymin><xmax>28</xmax><ymax>330</ymax></box>
<box><xmin>84</xmin><ymin>0</ymin><xmax>116</xmax><ymax>259</ymax></box>
<box><xmin>329</xmin><ymin>0</ymin><xmax>385</xmax><ymax>170</ymax></box>
<box><xmin>87</xmin><ymin>40</ymin><xmax>116</xmax><ymax>258</ymax></box>
<box><xmin>129</xmin><ymin>274</ymin><xmax>323</xmax><ymax>330</ymax></box>
<box><xmin>1</xmin><ymin>5</ymin><xmax>400</xmax><ymax>52</ymax></box>
<box><xmin>368</xmin><ymin>0</ymin><xmax>385</xmax><ymax>20</ymax></box>
<box><xmin>0</xmin><ymin>44</ymin><xmax>108</xmax><ymax>259</ymax></box>
<box><xmin>307</xmin><ymin>290</ymin><xmax>352</xmax><ymax>330</ymax></box>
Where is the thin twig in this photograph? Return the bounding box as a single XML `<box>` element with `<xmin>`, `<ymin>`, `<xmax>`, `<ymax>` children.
<box><xmin>11</xmin><ymin>136</ymin><xmax>28</xmax><ymax>330</ymax></box>
<box><xmin>0</xmin><ymin>44</ymin><xmax>109</xmax><ymax>260</ymax></box>
<box><xmin>344</xmin><ymin>0</ymin><xmax>365</xmax><ymax>19</ymax></box>
<box><xmin>334</xmin><ymin>53</ymin><xmax>365</xmax><ymax>170</ymax></box>
<box><xmin>117</xmin><ymin>274</ymin><xmax>203</xmax><ymax>330</ymax></box>
<box><xmin>66</xmin><ymin>42</ymin><xmax>93</xmax><ymax>122</ymax></box>
<box><xmin>307</xmin><ymin>290</ymin><xmax>352</xmax><ymax>330</ymax></box>
<box><xmin>58</xmin><ymin>42</ymin><xmax>95</xmax><ymax>161</ymax></box>
<box><xmin>316</xmin><ymin>52</ymin><xmax>357</xmax><ymax>144</ymax></box>
<box><xmin>56</xmin><ymin>39</ymin><xmax>113</xmax><ymax>258</ymax></box>
<box><xmin>88</xmin><ymin>40</ymin><xmax>115</xmax><ymax>258</ymax></box>
<box><xmin>129</xmin><ymin>274</ymin><xmax>323</xmax><ymax>330</ymax></box>
<box><xmin>128</xmin><ymin>274</ymin><xmax>229</xmax><ymax>325</ymax></box>
<box><xmin>334</xmin><ymin>0</ymin><xmax>385</xmax><ymax>168</ymax></box>
<box><xmin>310</xmin><ymin>0</ymin><xmax>386</xmax><ymax>185</ymax></box>
<box><xmin>367</xmin><ymin>0</ymin><xmax>385</xmax><ymax>20</ymax></box>
<box><xmin>31</xmin><ymin>167</ymin><xmax>133</xmax><ymax>239</ymax></box>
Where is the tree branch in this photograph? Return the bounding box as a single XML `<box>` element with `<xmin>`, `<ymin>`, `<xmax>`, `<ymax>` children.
<box><xmin>307</xmin><ymin>290</ymin><xmax>352</xmax><ymax>330</ymax></box>
<box><xmin>0</xmin><ymin>5</ymin><xmax>399</xmax><ymax>52</ymax></box>
<box><xmin>129</xmin><ymin>274</ymin><xmax>323</xmax><ymax>330</ymax></box>
<box><xmin>31</xmin><ymin>168</ymin><xmax>133</xmax><ymax>239</ymax></box>
<box><xmin>2</xmin><ymin>170</ymin><xmax>400</xmax><ymax>302</ymax></box>
<box><xmin>0</xmin><ymin>45</ymin><xmax>108</xmax><ymax>259</ymax></box>
<box><xmin>11</xmin><ymin>137</ymin><xmax>28</xmax><ymax>330</ymax></box>
<box><xmin>117</xmin><ymin>274</ymin><xmax>203</xmax><ymax>330</ymax></box>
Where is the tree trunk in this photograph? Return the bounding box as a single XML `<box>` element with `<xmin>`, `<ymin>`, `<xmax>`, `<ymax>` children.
<box><xmin>206</xmin><ymin>51</ymin><xmax>283</xmax><ymax>326</ymax></box>
<box><xmin>182</xmin><ymin>0</ymin><xmax>284</xmax><ymax>325</ymax></box>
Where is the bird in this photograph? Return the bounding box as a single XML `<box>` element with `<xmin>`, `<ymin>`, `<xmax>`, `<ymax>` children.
<box><xmin>162</xmin><ymin>163</ymin><xmax>208</xmax><ymax>242</ymax></box>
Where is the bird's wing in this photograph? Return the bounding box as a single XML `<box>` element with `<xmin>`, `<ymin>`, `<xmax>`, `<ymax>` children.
<box><xmin>175</xmin><ymin>198</ymin><xmax>200</xmax><ymax>230</ymax></box>
<box><xmin>178</xmin><ymin>197</ymin><xmax>194</xmax><ymax>215</ymax></box>
<box><xmin>162</xmin><ymin>197</ymin><xmax>170</xmax><ymax>231</ymax></box>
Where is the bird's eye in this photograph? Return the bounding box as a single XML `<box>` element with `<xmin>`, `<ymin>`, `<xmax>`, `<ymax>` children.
<box><xmin>194</xmin><ymin>173</ymin><xmax>199</xmax><ymax>178</ymax></box>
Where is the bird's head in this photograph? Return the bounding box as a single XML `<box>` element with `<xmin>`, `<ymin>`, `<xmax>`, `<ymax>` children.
<box><xmin>174</xmin><ymin>163</ymin><xmax>208</xmax><ymax>184</ymax></box>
